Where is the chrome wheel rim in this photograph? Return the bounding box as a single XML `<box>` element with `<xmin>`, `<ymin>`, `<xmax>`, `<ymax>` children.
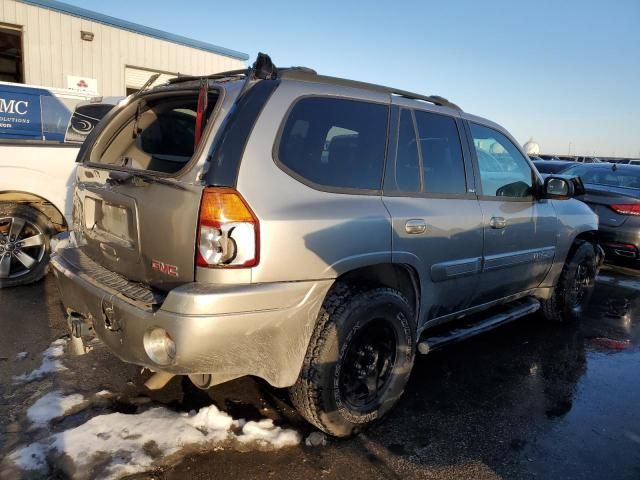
<box><xmin>0</xmin><ymin>216</ymin><xmax>46</xmax><ymax>279</ymax></box>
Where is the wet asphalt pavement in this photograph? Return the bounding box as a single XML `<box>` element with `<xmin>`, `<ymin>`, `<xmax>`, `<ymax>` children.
<box><xmin>1</xmin><ymin>267</ymin><xmax>639</xmax><ymax>479</ymax></box>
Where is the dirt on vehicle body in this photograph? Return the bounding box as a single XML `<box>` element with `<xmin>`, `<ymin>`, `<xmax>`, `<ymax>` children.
<box><xmin>51</xmin><ymin>54</ymin><xmax>601</xmax><ymax>436</ymax></box>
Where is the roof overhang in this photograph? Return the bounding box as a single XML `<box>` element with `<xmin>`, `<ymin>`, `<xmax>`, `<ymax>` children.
<box><xmin>17</xmin><ymin>0</ymin><xmax>249</xmax><ymax>61</ymax></box>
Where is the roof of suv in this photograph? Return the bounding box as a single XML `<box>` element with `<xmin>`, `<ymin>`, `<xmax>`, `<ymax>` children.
<box><xmin>165</xmin><ymin>53</ymin><xmax>462</xmax><ymax>112</ymax></box>
<box><xmin>160</xmin><ymin>54</ymin><xmax>515</xmax><ymax>140</ymax></box>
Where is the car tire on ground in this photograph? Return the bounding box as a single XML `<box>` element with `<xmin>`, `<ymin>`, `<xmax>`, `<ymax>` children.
<box><xmin>289</xmin><ymin>284</ymin><xmax>416</xmax><ymax>437</ymax></box>
<box><xmin>0</xmin><ymin>202</ymin><xmax>54</xmax><ymax>289</ymax></box>
<box><xmin>541</xmin><ymin>241</ymin><xmax>598</xmax><ymax>322</ymax></box>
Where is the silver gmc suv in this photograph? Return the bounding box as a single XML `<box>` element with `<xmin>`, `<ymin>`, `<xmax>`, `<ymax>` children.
<box><xmin>52</xmin><ymin>54</ymin><xmax>601</xmax><ymax>437</ymax></box>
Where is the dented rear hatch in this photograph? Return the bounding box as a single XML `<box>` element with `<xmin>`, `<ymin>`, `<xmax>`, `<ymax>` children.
<box><xmin>71</xmin><ymin>82</ymin><xmax>225</xmax><ymax>291</ymax></box>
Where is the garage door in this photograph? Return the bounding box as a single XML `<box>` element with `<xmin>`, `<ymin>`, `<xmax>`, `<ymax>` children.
<box><xmin>125</xmin><ymin>67</ymin><xmax>176</xmax><ymax>93</ymax></box>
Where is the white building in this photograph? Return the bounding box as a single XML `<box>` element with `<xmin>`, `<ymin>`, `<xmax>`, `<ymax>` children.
<box><xmin>523</xmin><ymin>137</ymin><xmax>540</xmax><ymax>156</ymax></box>
<box><xmin>0</xmin><ymin>0</ymin><xmax>248</xmax><ymax>96</ymax></box>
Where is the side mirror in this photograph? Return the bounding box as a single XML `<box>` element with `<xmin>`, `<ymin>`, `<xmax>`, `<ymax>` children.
<box><xmin>543</xmin><ymin>176</ymin><xmax>574</xmax><ymax>199</ymax></box>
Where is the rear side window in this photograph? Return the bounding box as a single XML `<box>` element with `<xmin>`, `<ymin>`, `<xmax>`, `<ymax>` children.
<box><xmin>277</xmin><ymin>97</ymin><xmax>388</xmax><ymax>191</ymax></box>
<box><xmin>386</xmin><ymin>109</ymin><xmax>421</xmax><ymax>193</ymax></box>
<box><xmin>414</xmin><ymin>110</ymin><xmax>466</xmax><ymax>194</ymax></box>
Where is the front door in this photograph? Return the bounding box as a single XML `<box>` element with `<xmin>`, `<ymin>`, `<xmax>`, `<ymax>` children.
<box><xmin>467</xmin><ymin>122</ymin><xmax>558</xmax><ymax>303</ymax></box>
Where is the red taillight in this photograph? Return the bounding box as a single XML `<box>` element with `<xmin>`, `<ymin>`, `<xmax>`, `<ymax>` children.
<box><xmin>196</xmin><ymin>188</ymin><xmax>259</xmax><ymax>268</ymax></box>
<box><xmin>610</xmin><ymin>204</ymin><xmax>640</xmax><ymax>216</ymax></box>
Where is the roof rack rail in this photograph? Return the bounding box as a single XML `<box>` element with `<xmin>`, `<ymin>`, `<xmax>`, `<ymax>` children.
<box><xmin>390</xmin><ymin>90</ymin><xmax>461</xmax><ymax>110</ymax></box>
<box><xmin>278</xmin><ymin>68</ymin><xmax>462</xmax><ymax>111</ymax></box>
<box><xmin>167</xmin><ymin>68</ymin><xmax>248</xmax><ymax>85</ymax></box>
<box><xmin>165</xmin><ymin>53</ymin><xmax>461</xmax><ymax>111</ymax></box>
<box><xmin>168</xmin><ymin>53</ymin><xmax>279</xmax><ymax>86</ymax></box>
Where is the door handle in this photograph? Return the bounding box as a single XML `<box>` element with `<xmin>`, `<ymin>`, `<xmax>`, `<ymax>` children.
<box><xmin>405</xmin><ymin>219</ymin><xmax>427</xmax><ymax>234</ymax></box>
<box><xmin>489</xmin><ymin>216</ymin><xmax>507</xmax><ymax>229</ymax></box>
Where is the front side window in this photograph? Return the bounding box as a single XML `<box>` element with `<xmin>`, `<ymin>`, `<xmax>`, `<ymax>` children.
<box><xmin>470</xmin><ymin>123</ymin><xmax>533</xmax><ymax>198</ymax></box>
<box><xmin>278</xmin><ymin>97</ymin><xmax>388</xmax><ymax>191</ymax></box>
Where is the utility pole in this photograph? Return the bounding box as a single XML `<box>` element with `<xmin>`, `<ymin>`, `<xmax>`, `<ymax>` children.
<box><xmin>568</xmin><ymin>142</ymin><xmax>572</xmax><ymax>155</ymax></box>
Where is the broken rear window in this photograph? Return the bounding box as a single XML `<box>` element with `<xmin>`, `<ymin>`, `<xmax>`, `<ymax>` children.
<box><xmin>90</xmin><ymin>92</ymin><xmax>218</xmax><ymax>174</ymax></box>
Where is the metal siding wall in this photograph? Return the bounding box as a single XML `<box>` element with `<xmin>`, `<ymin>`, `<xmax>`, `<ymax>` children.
<box><xmin>0</xmin><ymin>0</ymin><xmax>245</xmax><ymax>95</ymax></box>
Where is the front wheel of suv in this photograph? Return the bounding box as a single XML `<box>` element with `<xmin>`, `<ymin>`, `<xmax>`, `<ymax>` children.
<box><xmin>289</xmin><ymin>285</ymin><xmax>416</xmax><ymax>437</ymax></box>
<box><xmin>541</xmin><ymin>241</ymin><xmax>598</xmax><ymax>322</ymax></box>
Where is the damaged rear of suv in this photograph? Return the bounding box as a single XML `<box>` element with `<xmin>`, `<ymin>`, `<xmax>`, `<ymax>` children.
<box><xmin>52</xmin><ymin>54</ymin><xmax>601</xmax><ymax>437</ymax></box>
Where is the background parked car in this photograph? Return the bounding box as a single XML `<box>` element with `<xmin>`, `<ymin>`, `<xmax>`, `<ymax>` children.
<box><xmin>0</xmin><ymin>82</ymin><xmax>121</xmax><ymax>287</ymax></box>
<box><xmin>533</xmin><ymin>159</ymin><xmax>574</xmax><ymax>174</ymax></box>
<box><xmin>575</xmin><ymin>156</ymin><xmax>602</xmax><ymax>163</ymax></box>
<box><xmin>562</xmin><ymin>163</ymin><xmax>640</xmax><ymax>268</ymax></box>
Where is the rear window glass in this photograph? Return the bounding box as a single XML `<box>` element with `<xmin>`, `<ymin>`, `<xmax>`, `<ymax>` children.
<box><xmin>563</xmin><ymin>165</ymin><xmax>640</xmax><ymax>189</ymax></box>
<box><xmin>92</xmin><ymin>93</ymin><xmax>217</xmax><ymax>174</ymax></box>
<box><xmin>414</xmin><ymin>111</ymin><xmax>466</xmax><ymax>194</ymax></box>
<box><xmin>277</xmin><ymin>97</ymin><xmax>388</xmax><ymax>191</ymax></box>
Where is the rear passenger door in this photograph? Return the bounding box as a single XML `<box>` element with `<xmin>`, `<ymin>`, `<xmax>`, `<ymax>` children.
<box><xmin>466</xmin><ymin>122</ymin><xmax>558</xmax><ymax>303</ymax></box>
<box><xmin>382</xmin><ymin>103</ymin><xmax>484</xmax><ymax>326</ymax></box>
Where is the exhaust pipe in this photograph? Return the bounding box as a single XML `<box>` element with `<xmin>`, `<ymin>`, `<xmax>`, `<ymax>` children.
<box><xmin>66</xmin><ymin>312</ymin><xmax>93</xmax><ymax>356</ymax></box>
<box><xmin>144</xmin><ymin>371</ymin><xmax>175</xmax><ymax>390</ymax></box>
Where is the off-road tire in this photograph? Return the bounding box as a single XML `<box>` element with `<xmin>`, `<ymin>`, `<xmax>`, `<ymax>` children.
<box><xmin>542</xmin><ymin>241</ymin><xmax>597</xmax><ymax>322</ymax></box>
<box><xmin>289</xmin><ymin>284</ymin><xmax>416</xmax><ymax>437</ymax></box>
<box><xmin>0</xmin><ymin>203</ymin><xmax>54</xmax><ymax>288</ymax></box>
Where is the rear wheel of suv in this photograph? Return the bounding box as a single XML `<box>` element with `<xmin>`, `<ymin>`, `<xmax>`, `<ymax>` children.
<box><xmin>0</xmin><ymin>203</ymin><xmax>54</xmax><ymax>289</ymax></box>
<box><xmin>541</xmin><ymin>241</ymin><xmax>598</xmax><ymax>322</ymax></box>
<box><xmin>289</xmin><ymin>285</ymin><xmax>416</xmax><ymax>437</ymax></box>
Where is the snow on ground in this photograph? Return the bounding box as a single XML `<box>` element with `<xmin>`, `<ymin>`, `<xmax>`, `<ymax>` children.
<box><xmin>16</xmin><ymin>351</ymin><xmax>28</xmax><ymax>360</ymax></box>
<box><xmin>27</xmin><ymin>391</ymin><xmax>87</xmax><ymax>427</ymax></box>
<box><xmin>13</xmin><ymin>338</ymin><xmax>68</xmax><ymax>383</ymax></box>
<box><xmin>9</xmin><ymin>404</ymin><xmax>301</xmax><ymax>479</ymax></box>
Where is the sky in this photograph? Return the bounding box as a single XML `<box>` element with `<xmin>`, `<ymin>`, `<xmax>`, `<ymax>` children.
<box><xmin>66</xmin><ymin>0</ymin><xmax>640</xmax><ymax>157</ymax></box>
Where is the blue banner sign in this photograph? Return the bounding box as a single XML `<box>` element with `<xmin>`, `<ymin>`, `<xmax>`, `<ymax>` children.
<box><xmin>0</xmin><ymin>86</ymin><xmax>44</xmax><ymax>140</ymax></box>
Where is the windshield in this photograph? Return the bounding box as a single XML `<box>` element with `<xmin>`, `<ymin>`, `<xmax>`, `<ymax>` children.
<box><xmin>564</xmin><ymin>165</ymin><xmax>640</xmax><ymax>190</ymax></box>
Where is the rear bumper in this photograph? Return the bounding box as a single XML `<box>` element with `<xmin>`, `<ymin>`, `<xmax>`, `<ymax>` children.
<box><xmin>51</xmin><ymin>247</ymin><xmax>332</xmax><ymax>388</ymax></box>
<box><xmin>598</xmin><ymin>224</ymin><xmax>640</xmax><ymax>268</ymax></box>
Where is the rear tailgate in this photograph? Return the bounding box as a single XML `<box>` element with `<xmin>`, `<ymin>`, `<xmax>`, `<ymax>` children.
<box><xmin>73</xmin><ymin>169</ymin><xmax>203</xmax><ymax>290</ymax></box>
<box><xmin>71</xmin><ymin>84</ymin><xmax>221</xmax><ymax>291</ymax></box>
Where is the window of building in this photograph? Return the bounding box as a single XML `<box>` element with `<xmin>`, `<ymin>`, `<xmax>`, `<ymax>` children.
<box><xmin>277</xmin><ymin>97</ymin><xmax>388</xmax><ymax>191</ymax></box>
<box><xmin>470</xmin><ymin>123</ymin><xmax>533</xmax><ymax>198</ymax></box>
<box><xmin>0</xmin><ymin>26</ymin><xmax>24</xmax><ymax>83</ymax></box>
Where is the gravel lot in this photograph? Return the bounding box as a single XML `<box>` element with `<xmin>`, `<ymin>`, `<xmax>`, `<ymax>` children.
<box><xmin>1</xmin><ymin>267</ymin><xmax>639</xmax><ymax>479</ymax></box>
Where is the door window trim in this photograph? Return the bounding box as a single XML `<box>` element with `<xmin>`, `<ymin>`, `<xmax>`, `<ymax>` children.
<box><xmin>272</xmin><ymin>94</ymin><xmax>391</xmax><ymax>196</ymax></box>
<box><xmin>382</xmin><ymin>106</ymin><xmax>476</xmax><ymax>200</ymax></box>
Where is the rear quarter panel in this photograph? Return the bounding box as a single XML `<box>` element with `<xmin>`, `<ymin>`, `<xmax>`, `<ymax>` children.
<box><xmin>235</xmin><ymin>80</ymin><xmax>393</xmax><ymax>283</ymax></box>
